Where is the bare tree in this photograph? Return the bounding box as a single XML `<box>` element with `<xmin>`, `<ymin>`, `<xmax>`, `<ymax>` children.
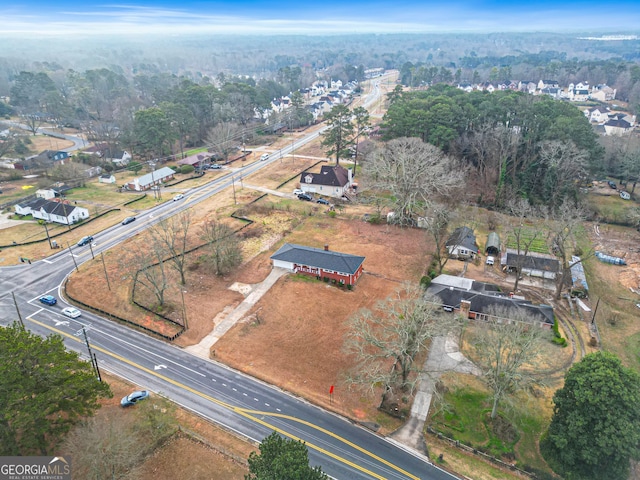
<box><xmin>422</xmin><ymin>203</ymin><xmax>452</xmax><ymax>275</ymax></box>
<box><xmin>199</xmin><ymin>220</ymin><xmax>243</xmax><ymax>275</ymax></box>
<box><xmin>344</xmin><ymin>284</ymin><xmax>456</xmax><ymax>403</ymax></box>
<box><xmin>505</xmin><ymin>198</ymin><xmax>547</xmax><ymax>292</ymax></box>
<box><xmin>207</xmin><ymin>122</ymin><xmax>243</xmax><ymax>163</ymax></box>
<box><xmin>133</xmin><ymin>240</ymin><xmax>169</xmax><ymax>307</ymax></box>
<box><xmin>538</xmin><ymin>140</ymin><xmax>589</xmax><ymax>209</ymax></box>
<box><xmin>149</xmin><ymin>211</ymin><xmax>192</xmax><ymax>285</ymax></box>
<box><xmin>62</xmin><ymin>397</ymin><xmax>176</xmax><ymax>479</ymax></box>
<box><xmin>364</xmin><ymin>137</ymin><xmax>463</xmax><ymax>226</ymax></box>
<box><xmin>548</xmin><ymin>200</ymin><xmax>588</xmax><ymax>300</ymax></box>
<box><xmin>62</xmin><ymin>414</ymin><xmax>147</xmax><ymax>480</ymax></box>
<box><xmin>469</xmin><ymin>305</ymin><xmax>550</xmax><ymax>419</ymax></box>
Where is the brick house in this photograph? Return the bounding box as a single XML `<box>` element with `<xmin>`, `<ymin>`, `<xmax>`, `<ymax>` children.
<box><xmin>270</xmin><ymin>243</ymin><xmax>365</xmax><ymax>286</ymax></box>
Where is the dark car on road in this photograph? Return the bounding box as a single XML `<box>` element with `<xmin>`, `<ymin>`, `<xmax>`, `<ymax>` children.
<box><xmin>298</xmin><ymin>193</ymin><xmax>313</xmax><ymax>201</ymax></box>
<box><xmin>122</xmin><ymin>216</ymin><xmax>136</xmax><ymax>225</ymax></box>
<box><xmin>77</xmin><ymin>235</ymin><xmax>94</xmax><ymax>246</ymax></box>
<box><xmin>316</xmin><ymin>198</ymin><xmax>330</xmax><ymax>205</ymax></box>
<box><xmin>39</xmin><ymin>295</ymin><xmax>57</xmax><ymax>306</ymax></box>
<box><xmin>121</xmin><ymin>390</ymin><xmax>149</xmax><ymax>407</ymax></box>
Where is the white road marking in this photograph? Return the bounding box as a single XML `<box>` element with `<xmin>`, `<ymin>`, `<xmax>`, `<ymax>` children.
<box><xmin>154</xmin><ymin>364</ymin><xmax>168</xmax><ymax>370</ymax></box>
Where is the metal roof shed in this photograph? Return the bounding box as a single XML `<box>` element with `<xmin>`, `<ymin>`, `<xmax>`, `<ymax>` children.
<box><xmin>485</xmin><ymin>232</ymin><xmax>501</xmax><ymax>255</ymax></box>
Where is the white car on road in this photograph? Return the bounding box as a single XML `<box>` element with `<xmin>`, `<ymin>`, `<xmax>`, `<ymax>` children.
<box><xmin>62</xmin><ymin>307</ymin><xmax>81</xmax><ymax>318</ymax></box>
<box><xmin>173</xmin><ymin>194</ymin><xmax>185</xmax><ymax>201</ymax></box>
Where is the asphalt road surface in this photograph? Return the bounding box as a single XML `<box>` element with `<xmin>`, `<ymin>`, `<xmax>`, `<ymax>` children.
<box><xmin>0</xmin><ymin>91</ymin><xmax>461</xmax><ymax>479</ymax></box>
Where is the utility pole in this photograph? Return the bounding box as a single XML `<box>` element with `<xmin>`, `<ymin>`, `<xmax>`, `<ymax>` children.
<box><xmin>232</xmin><ymin>177</ymin><xmax>237</xmax><ymax>204</ymax></box>
<box><xmin>42</xmin><ymin>221</ymin><xmax>53</xmax><ymax>249</ymax></box>
<box><xmin>180</xmin><ymin>289</ymin><xmax>188</xmax><ymax>330</ymax></box>
<box><xmin>67</xmin><ymin>242</ymin><xmax>79</xmax><ymax>272</ymax></box>
<box><xmin>88</xmin><ymin>240</ymin><xmax>95</xmax><ymax>260</ymax></box>
<box><xmin>82</xmin><ymin>327</ymin><xmax>101</xmax><ymax>381</ymax></box>
<box><xmin>101</xmin><ymin>252</ymin><xmax>111</xmax><ymax>291</ymax></box>
<box><xmin>12</xmin><ymin>291</ymin><xmax>25</xmax><ymax>329</ymax></box>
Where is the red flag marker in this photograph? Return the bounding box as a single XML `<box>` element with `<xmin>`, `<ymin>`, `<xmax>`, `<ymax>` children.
<box><xmin>329</xmin><ymin>385</ymin><xmax>335</xmax><ymax>394</ymax></box>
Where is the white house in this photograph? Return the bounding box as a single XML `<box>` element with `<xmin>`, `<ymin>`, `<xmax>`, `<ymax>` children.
<box><xmin>126</xmin><ymin>166</ymin><xmax>175</xmax><ymax>191</ymax></box>
<box><xmin>15</xmin><ymin>198</ymin><xmax>89</xmax><ymax>225</ymax></box>
<box><xmin>107</xmin><ymin>150</ymin><xmax>132</xmax><ymax>166</ymax></box>
<box><xmin>99</xmin><ymin>174</ymin><xmax>116</xmax><ymax>184</ymax></box>
<box><xmin>298</xmin><ymin>164</ymin><xmax>353</xmax><ymax>199</ymax></box>
<box><xmin>604</xmin><ymin>119</ymin><xmax>634</xmax><ymax>136</ymax></box>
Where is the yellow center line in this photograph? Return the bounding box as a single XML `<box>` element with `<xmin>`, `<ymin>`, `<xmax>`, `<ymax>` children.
<box><xmin>28</xmin><ymin>316</ymin><xmax>419</xmax><ymax>480</ymax></box>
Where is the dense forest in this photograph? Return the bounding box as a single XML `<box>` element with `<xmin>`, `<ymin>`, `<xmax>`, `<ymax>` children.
<box><xmin>382</xmin><ymin>84</ymin><xmax>607</xmax><ymax>208</ymax></box>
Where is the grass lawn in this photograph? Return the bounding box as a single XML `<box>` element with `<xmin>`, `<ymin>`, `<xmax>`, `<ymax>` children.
<box><xmin>430</xmin><ymin>376</ymin><xmax>553</xmax><ymax>475</ymax></box>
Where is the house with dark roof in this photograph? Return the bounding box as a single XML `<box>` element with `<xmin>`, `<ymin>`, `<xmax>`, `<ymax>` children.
<box><xmin>299</xmin><ymin>164</ymin><xmax>353</xmax><ymax>199</ymax></box>
<box><xmin>604</xmin><ymin>118</ymin><xmax>634</xmax><ymax>136</ymax></box>
<box><xmin>502</xmin><ymin>251</ymin><xmax>560</xmax><ymax>280</ymax></box>
<box><xmin>177</xmin><ymin>152</ymin><xmax>211</xmax><ymax>168</ymax></box>
<box><xmin>270</xmin><ymin>243</ymin><xmax>365</xmax><ymax>286</ymax></box>
<box><xmin>446</xmin><ymin>226</ymin><xmax>479</xmax><ymax>259</ymax></box>
<box><xmin>427</xmin><ymin>275</ymin><xmax>554</xmax><ymax>328</ymax></box>
<box><xmin>14</xmin><ymin>150</ymin><xmax>69</xmax><ymax>170</ymax></box>
<box><xmin>14</xmin><ymin>197</ymin><xmax>89</xmax><ymax>225</ymax></box>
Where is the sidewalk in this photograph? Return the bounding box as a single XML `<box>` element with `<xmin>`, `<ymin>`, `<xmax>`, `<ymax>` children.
<box><xmin>390</xmin><ymin>335</ymin><xmax>480</xmax><ymax>454</ymax></box>
<box><xmin>184</xmin><ymin>267</ymin><xmax>288</xmax><ymax>359</ymax></box>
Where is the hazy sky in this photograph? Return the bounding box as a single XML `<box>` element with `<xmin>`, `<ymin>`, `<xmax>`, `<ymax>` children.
<box><xmin>1</xmin><ymin>0</ymin><xmax>640</xmax><ymax>35</ymax></box>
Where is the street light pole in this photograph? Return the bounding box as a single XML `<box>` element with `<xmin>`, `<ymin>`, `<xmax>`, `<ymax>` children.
<box><xmin>12</xmin><ymin>291</ymin><xmax>25</xmax><ymax>329</ymax></box>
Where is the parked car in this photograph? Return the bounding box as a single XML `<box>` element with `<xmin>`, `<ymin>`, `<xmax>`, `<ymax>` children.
<box><xmin>486</xmin><ymin>256</ymin><xmax>495</xmax><ymax>266</ymax></box>
<box><xmin>260</xmin><ymin>154</ymin><xmax>269</xmax><ymax>161</ymax></box>
<box><xmin>77</xmin><ymin>235</ymin><xmax>94</xmax><ymax>247</ymax></box>
<box><xmin>293</xmin><ymin>188</ymin><xmax>304</xmax><ymax>196</ymax></box>
<box><xmin>298</xmin><ymin>193</ymin><xmax>313</xmax><ymax>201</ymax></box>
<box><xmin>120</xmin><ymin>390</ymin><xmax>149</xmax><ymax>407</ymax></box>
<box><xmin>39</xmin><ymin>295</ymin><xmax>57</xmax><ymax>306</ymax></box>
<box><xmin>316</xmin><ymin>198</ymin><xmax>330</xmax><ymax>205</ymax></box>
<box><xmin>62</xmin><ymin>307</ymin><xmax>81</xmax><ymax>318</ymax></box>
<box><xmin>209</xmin><ymin>164</ymin><xmax>222</xmax><ymax>169</ymax></box>
<box><xmin>608</xmin><ymin>180</ymin><xmax>617</xmax><ymax>189</ymax></box>
<box><xmin>122</xmin><ymin>216</ymin><xmax>136</xmax><ymax>225</ymax></box>
<box><xmin>173</xmin><ymin>194</ymin><xmax>185</xmax><ymax>201</ymax></box>
<box><xmin>443</xmin><ymin>305</ymin><xmax>454</xmax><ymax>312</ymax></box>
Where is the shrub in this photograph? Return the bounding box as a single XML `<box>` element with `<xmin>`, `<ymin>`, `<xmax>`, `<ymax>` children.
<box><xmin>180</xmin><ymin>165</ymin><xmax>195</xmax><ymax>174</ymax></box>
<box><xmin>420</xmin><ymin>276</ymin><xmax>432</xmax><ymax>288</ymax></box>
<box><xmin>328</xmin><ymin>210</ymin><xmax>337</xmax><ymax>218</ymax></box>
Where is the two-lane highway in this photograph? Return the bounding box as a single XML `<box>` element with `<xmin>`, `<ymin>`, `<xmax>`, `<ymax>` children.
<box><xmin>0</xmin><ymin>80</ymin><xmax>461</xmax><ymax>479</ymax></box>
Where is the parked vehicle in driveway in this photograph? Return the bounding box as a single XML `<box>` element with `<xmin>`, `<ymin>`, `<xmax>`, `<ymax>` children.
<box><xmin>173</xmin><ymin>194</ymin><xmax>184</xmax><ymax>201</ymax></box>
<box><xmin>209</xmin><ymin>164</ymin><xmax>222</xmax><ymax>169</ymax></box>
<box><xmin>120</xmin><ymin>390</ymin><xmax>149</xmax><ymax>407</ymax></box>
<box><xmin>298</xmin><ymin>193</ymin><xmax>313</xmax><ymax>201</ymax></box>
<box><xmin>62</xmin><ymin>307</ymin><xmax>81</xmax><ymax>318</ymax></box>
<box><xmin>39</xmin><ymin>295</ymin><xmax>57</xmax><ymax>306</ymax></box>
<box><xmin>77</xmin><ymin>235</ymin><xmax>93</xmax><ymax>246</ymax></box>
<box><xmin>122</xmin><ymin>216</ymin><xmax>136</xmax><ymax>225</ymax></box>
<box><xmin>293</xmin><ymin>188</ymin><xmax>304</xmax><ymax>196</ymax></box>
<box><xmin>316</xmin><ymin>198</ymin><xmax>330</xmax><ymax>205</ymax></box>
<box><xmin>608</xmin><ymin>180</ymin><xmax>617</xmax><ymax>189</ymax></box>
